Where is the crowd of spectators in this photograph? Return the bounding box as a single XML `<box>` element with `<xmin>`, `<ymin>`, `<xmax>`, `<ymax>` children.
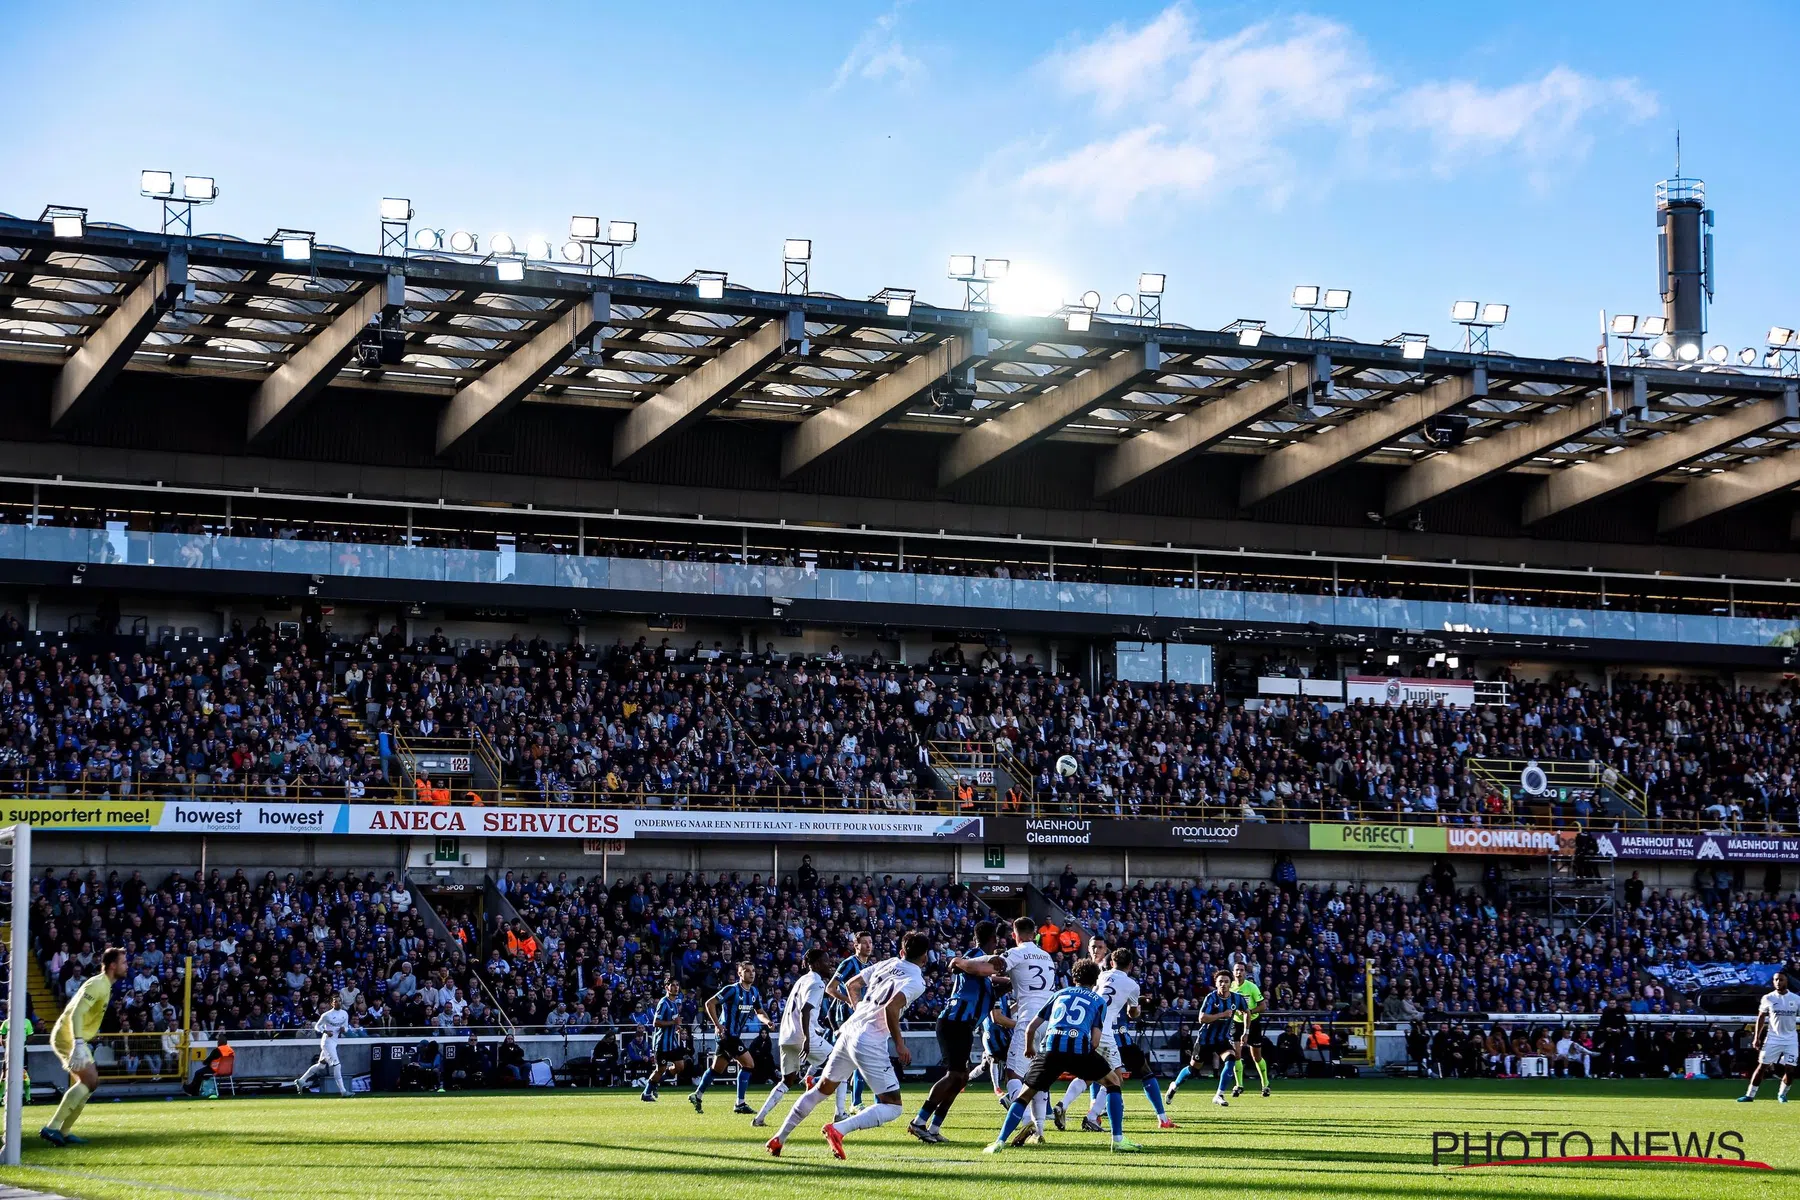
<box><xmin>7</xmin><ymin>609</ymin><xmax>1800</xmax><ymax>835</ymax></box>
<box><xmin>19</xmin><ymin>858</ymin><xmax>1797</xmax><ymax>1090</ymax></box>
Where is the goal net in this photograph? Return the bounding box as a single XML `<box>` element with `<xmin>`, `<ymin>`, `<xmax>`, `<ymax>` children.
<box><xmin>0</xmin><ymin>824</ymin><xmax>29</xmax><ymax>1166</ymax></box>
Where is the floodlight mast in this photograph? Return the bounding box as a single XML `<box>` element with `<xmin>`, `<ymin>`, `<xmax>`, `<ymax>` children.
<box><xmin>781</xmin><ymin>239</ymin><xmax>811</xmax><ymax>296</ymax></box>
<box><xmin>571</xmin><ymin>217</ymin><xmax>637</xmax><ymax>277</ymax></box>
<box><xmin>141</xmin><ymin>169</ymin><xmax>217</xmax><ymax>236</ymax></box>
<box><xmin>949</xmin><ymin>255</ymin><xmax>994</xmax><ymax>312</ymax></box>
<box><xmin>1291</xmin><ymin>285</ymin><xmax>1348</xmax><ymax>338</ymax></box>
<box><xmin>379</xmin><ymin>198</ymin><xmax>412</xmax><ymax>255</ymax></box>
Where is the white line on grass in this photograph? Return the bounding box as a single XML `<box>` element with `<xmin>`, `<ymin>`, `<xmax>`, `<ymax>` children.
<box><xmin>15</xmin><ymin>1167</ymin><xmax>253</xmax><ymax>1200</ymax></box>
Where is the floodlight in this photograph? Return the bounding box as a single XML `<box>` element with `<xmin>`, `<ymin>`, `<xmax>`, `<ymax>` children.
<box><xmin>279</xmin><ymin>236</ymin><xmax>312</xmax><ymax>261</ymax></box>
<box><xmin>50</xmin><ymin>213</ymin><xmax>83</xmax><ymax>239</ymax></box>
<box><xmin>1739</xmin><ymin>347</ymin><xmax>1759</xmax><ymax>365</ymax></box>
<box><xmin>1705</xmin><ymin>344</ymin><xmax>1728</xmax><ymax>363</ymax></box>
<box><xmin>1065</xmin><ymin>310</ymin><xmax>1092</xmax><ymax>333</ymax></box>
<box><xmin>1450</xmin><ymin>300</ymin><xmax>1478</xmax><ymax>322</ymax></box>
<box><xmin>783</xmin><ymin>239</ymin><xmax>812</xmax><ymax>262</ymax></box>
<box><xmin>448</xmin><ymin>230</ymin><xmax>477</xmax><ymax>253</ymax></box>
<box><xmin>1677</xmin><ymin>341</ymin><xmax>1700</xmax><ymax>362</ymax></box>
<box><xmin>1322</xmin><ymin>289</ymin><xmax>1351</xmax><ymax>310</ymax></box>
<box><xmin>140</xmin><ymin>170</ymin><xmax>175</xmax><ymax>197</ymax></box>
<box><xmin>560</xmin><ymin>241</ymin><xmax>585</xmax><ymax>263</ymax></box>
<box><xmin>1770</xmin><ymin>326</ymin><xmax>1795</xmax><ymax>347</ymax></box>
<box><xmin>380</xmin><ymin>198</ymin><xmax>412</xmax><ymax>221</ymax></box>
<box><xmin>981</xmin><ymin>258</ymin><xmax>1009</xmax><ymax>280</ymax></box>
<box><xmin>606</xmin><ymin>220</ymin><xmax>637</xmax><ymax>244</ymax></box>
<box><xmin>1446</xmin><ymin>656</ymin><xmax>1459</xmax><ymax>669</ymax></box>
<box><xmin>570</xmin><ymin>216</ymin><xmax>601</xmax><ymax>241</ymax></box>
<box><xmin>1292</xmin><ymin>285</ymin><xmax>1321</xmax><ymax>307</ymax></box>
<box><xmin>1479</xmin><ymin>302</ymin><xmax>1508</xmax><ymax>325</ymax></box>
<box><xmin>1640</xmin><ymin>315</ymin><xmax>1668</xmax><ymax>336</ymax></box>
<box><xmin>1079</xmin><ymin>290</ymin><xmax>1101</xmax><ymax>311</ymax></box>
<box><xmin>496</xmin><ymin>259</ymin><xmax>525</xmax><ymax>283</ymax></box>
<box><xmin>182</xmin><ymin>176</ymin><xmax>217</xmax><ymax>201</ymax></box>
<box><xmin>490</xmin><ymin>233</ymin><xmax>517</xmax><ymax>256</ymax></box>
<box><xmin>1402</xmin><ymin>338</ymin><xmax>1427</xmax><ymax>360</ymax></box>
<box><xmin>1237</xmin><ymin>324</ymin><xmax>1265</xmax><ymax>348</ymax></box>
<box><xmin>1114</xmin><ymin>294</ymin><xmax>1135</xmax><ymax>314</ymax></box>
<box><xmin>1650</xmin><ymin>340</ymin><xmax>1673</xmax><ymax>359</ymax></box>
<box><xmin>885</xmin><ymin>295</ymin><xmax>913</xmax><ymax>318</ymax></box>
<box><xmin>948</xmin><ymin>254</ymin><xmax>976</xmax><ymax>278</ymax></box>
<box><xmin>1610</xmin><ymin>313</ymin><xmax>1638</xmax><ymax>335</ymax></box>
<box><xmin>414</xmin><ymin>228</ymin><xmax>441</xmax><ymax>250</ymax></box>
<box><xmin>1137</xmin><ymin>273</ymin><xmax>1166</xmax><ymax>296</ymax></box>
<box><xmin>696</xmin><ymin>275</ymin><xmax>725</xmax><ymax>300</ymax></box>
<box><xmin>526</xmin><ymin>235</ymin><xmax>551</xmax><ymax>260</ymax></box>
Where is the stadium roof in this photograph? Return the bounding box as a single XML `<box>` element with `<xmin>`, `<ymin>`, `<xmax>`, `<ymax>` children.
<box><xmin>2</xmin><ymin>211</ymin><xmax>1798</xmax><ymax>531</ymax></box>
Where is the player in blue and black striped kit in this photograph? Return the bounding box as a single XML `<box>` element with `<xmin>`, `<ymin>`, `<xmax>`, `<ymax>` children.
<box><xmin>641</xmin><ymin>977</ymin><xmax>688</xmax><ymax>1101</ymax></box>
<box><xmin>979</xmin><ymin>989</ymin><xmax>1014</xmax><ymax>1098</ymax></box>
<box><xmin>823</xmin><ymin>931</ymin><xmax>874</xmax><ymax>1111</ymax></box>
<box><xmin>692</xmin><ymin>962</ymin><xmax>772</xmax><ymax>1115</ymax></box>
<box><xmin>1165</xmin><ymin>970</ymin><xmax>1248</xmax><ymax>1109</ymax></box>
<box><xmin>908</xmin><ymin>919</ymin><xmax>1004</xmax><ymax>1144</ymax></box>
<box><xmin>984</xmin><ymin>959</ymin><xmax>1141</xmax><ymax>1154</ymax></box>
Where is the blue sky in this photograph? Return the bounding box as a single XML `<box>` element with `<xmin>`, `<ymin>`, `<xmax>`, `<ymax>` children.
<box><xmin>2</xmin><ymin>1</ymin><xmax>1791</xmax><ymax>358</ymax></box>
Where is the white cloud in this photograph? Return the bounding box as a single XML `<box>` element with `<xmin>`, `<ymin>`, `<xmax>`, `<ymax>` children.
<box><xmin>832</xmin><ymin>7</ymin><xmax>923</xmax><ymax>91</ymax></box>
<box><xmin>1021</xmin><ymin>6</ymin><xmax>1656</xmax><ymax>218</ymax></box>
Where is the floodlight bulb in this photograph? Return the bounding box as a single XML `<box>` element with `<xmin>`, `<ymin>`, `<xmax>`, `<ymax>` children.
<box><xmin>140</xmin><ymin>170</ymin><xmax>174</xmax><ymax>196</ymax></box>
<box><xmin>981</xmin><ymin>258</ymin><xmax>1009</xmax><ymax>280</ymax></box>
<box><xmin>783</xmin><ymin>239</ymin><xmax>812</xmax><ymax>262</ymax></box>
<box><xmin>1610</xmin><ymin>313</ymin><xmax>1638</xmax><ymax>335</ymax></box>
<box><xmin>1114</xmin><ymin>294</ymin><xmax>1135</xmax><ymax>315</ymax></box>
<box><xmin>413</xmin><ymin>228</ymin><xmax>441</xmax><ymax>250</ymax></box>
<box><xmin>1640</xmin><ymin>316</ymin><xmax>1668</xmax><ymax>336</ymax></box>
<box><xmin>1706</xmin><ymin>344</ymin><xmax>1728</xmax><ymax>363</ymax></box>
<box><xmin>182</xmin><ymin>176</ymin><xmax>216</xmax><ymax>201</ymax></box>
<box><xmin>1237</xmin><ymin>327</ymin><xmax>1264</xmax><ymax>348</ymax></box>
<box><xmin>1739</xmin><ymin>347</ymin><xmax>1759</xmax><ymax>365</ymax></box>
<box><xmin>1137</xmin><ymin>272</ymin><xmax>1166</xmax><ymax>296</ymax></box>
<box><xmin>569</xmin><ymin>215</ymin><xmax>601</xmax><ymax>241</ymax></box>
<box><xmin>1650</xmin><ymin>340</ymin><xmax>1673</xmax><ymax>359</ymax></box>
<box><xmin>1065</xmin><ymin>310</ymin><xmax>1092</xmax><ymax>333</ymax></box>
<box><xmin>496</xmin><ymin>259</ymin><xmax>525</xmax><ymax>283</ymax></box>
<box><xmin>50</xmin><ymin>214</ymin><xmax>83</xmax><ymax>238</ymax></box>
<box><xmin>1402</xmin><ymin>339</ymin><xmax>1427</xmax><ymax>360</ymax></box>
<box><xmin>1292</xmin><ymin>285</ymin><xmax>1320</xmax><ymax>307</ymax></box>
<box><xmin>560</xmin><ymin>241</ymin><xmax>585</xmax><ymax>263</ymax></box>
<box><xmin>280</xmin><ymin>237</ymin><xmax>312</xmax><ymax>262</ymax></box>
<box><xmin>1677</xmin><ymin>342</ymin><xmax>1700</xmax><ymax>362</ymax></box>
<box><xmin>885</xmin><ymin>296</ymin><xmax>913</xmax><ymax>318</ymax></box>
<box><xmin>1450</xmin><ymin>300</ymin><xmax>1479</xmax><ymax>322</ymax></box>
<box><xmin>1770</xmin><ymin>326</ymin><xmax>1794</xmax><ymax>347</ymax></box>
<box><xmin>696</xmin><ymin>276</ymin><xmax>725</xmax><ymax>300</ymax></box>
<box><xmin>379</xmin><ymin>198</ymin><xmax>412</xmax><ymax>221</ymax></box>
<box><xmin>448</xmin><ymin>230</ymin><xmax>477</xmax><ymax>253</ymax></box>
<box><xmin>606</xmin><ymin>220</ymin><xmax>637</xmax><ymax>245</ymax></box>
<box><xmin>1479</xmin><ymin>302</ymin><xmax>1508</xmax><ymax>325</ymax></box>
<box><xmin>1322</xmin><ymin>288</ymin><xmax>1351</xmax><ymax>310</ymax></box>
<box><xmin>948</xmin><ymin>254</ymin><xmax>976</xmax><ymax>278</ymax></box>
<box><xmin>526</xmin><ymin>236</ymin><xmax>551</xmax><ymax>260</ymax></box>
<box><xmin>1080</xmin><ymin>290</ymin><xmax>1101</xmax><ymax>311</ymax></box>
<box><xmin>490</xmin><ymin>233</ymin><xmax>516</xmax><ymax>256</ymax></box>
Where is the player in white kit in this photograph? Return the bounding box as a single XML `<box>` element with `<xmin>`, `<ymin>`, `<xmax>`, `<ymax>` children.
<box><xmin>999</xmin><ymin>916</ymin><xmax>1057</xmax><ymax>1144</ymax></box>
<box><xmin>1741</xmin><ymin>970</ymin><xmax>1800</xmax><ymax>1103</ymax></box>
<box><xmin>754</xmin><ymin>947</ymin><xmax>833</xmax><ymax>1126</ymax></box>
<box><xmin>292</xmin><ymin>995</ymin><xmax>352</xmax><ymax>1098</ymax></box>
<box><xmin>766</xmin><ymin>931</ymin><xmax>931</xmax><ymax>1160</ymax></box>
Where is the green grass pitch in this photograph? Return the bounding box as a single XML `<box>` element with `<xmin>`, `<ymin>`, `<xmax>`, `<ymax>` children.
<box><xmin>0</xmin><ymin>1079</ymin><xmax>1789</xmax><ymax>1200</ymax></box>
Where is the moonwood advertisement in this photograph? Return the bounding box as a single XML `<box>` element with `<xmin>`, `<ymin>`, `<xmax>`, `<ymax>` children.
<box><xmin>982</xmin><ymin>816</ymin><xmax>1306</xmax><ymax>851</ymax></box>
<box><xmin>0</xmin><ymin>799</ymin><xmax>986</xmax><ymax>843</ymax></box>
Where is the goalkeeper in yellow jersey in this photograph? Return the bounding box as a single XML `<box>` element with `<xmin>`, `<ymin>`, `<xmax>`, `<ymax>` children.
<box><xmin>41</xmin><ymin>948</ymin><xmax>127</xmax><ymax>1146</ymax></box>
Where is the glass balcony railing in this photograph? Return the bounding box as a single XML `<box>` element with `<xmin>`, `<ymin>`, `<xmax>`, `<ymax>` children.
<box><xmin>13</xmin><ymin>524</ymin><xmax>1798</xmax><ymax>650</ymax></box>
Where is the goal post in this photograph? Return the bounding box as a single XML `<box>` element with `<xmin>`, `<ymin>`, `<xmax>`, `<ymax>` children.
<box><xmin>2</xmin><ymin>823</ymin><xmax>29</xmax><ymax>1167</ymax></box>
